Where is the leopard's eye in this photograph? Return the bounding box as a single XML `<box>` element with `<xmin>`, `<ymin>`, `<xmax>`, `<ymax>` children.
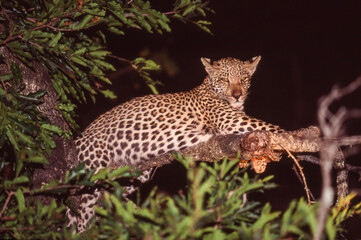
<box><xmin>241</xmin><ymin>78</ymin><xmax>249</xmax><ymax>83</ymax></box>
<box><xmin>241</xmin><ymin>78</ymin><xmax>250</xmax><ymax>88</ymax></box>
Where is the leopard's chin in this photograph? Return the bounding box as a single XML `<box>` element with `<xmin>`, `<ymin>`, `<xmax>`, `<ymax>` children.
<box><xmin>230</xmin><ymin>101</ymin><xmax>244</xmax><ymax>110</ymax></box>
<box><xmin>226</xmin><ymin>96</ymin><xmax>245</xmax><ymax>110</ymax></box>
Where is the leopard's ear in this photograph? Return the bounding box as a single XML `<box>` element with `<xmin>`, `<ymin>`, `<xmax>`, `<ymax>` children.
<box><xmin>244</xmin><ymin>56</ymin><xmax>261</xmax><ymax>76</ymax></box>
<box><xmin>201</xmin><ymin>57</ymin><xmax>218</xmax><ymax>76</ymax></box>
<box><xmin>200</xmin><ymin>57</ymin><xmax>212</xmax><ymax>67</ymax></box>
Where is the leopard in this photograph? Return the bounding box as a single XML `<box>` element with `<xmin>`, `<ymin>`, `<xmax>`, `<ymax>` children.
<box><xmin>66</xmin><ymin>56</ymin><xmax>285</xmax><ymax>232</ymax></box>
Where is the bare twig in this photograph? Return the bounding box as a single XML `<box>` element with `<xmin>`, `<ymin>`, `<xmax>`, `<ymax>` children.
<box><xmin>0</xmin><ymin>184</ymin><xmax>83</xmax><ymax>219</ymax></box>
<box><xmin>334</xmin><ymin>135</ymin><xmax>361</xmax><ymax>146</ymax></box>
<box><xmin>0</xmin><ymin>76</ymin><xmax>7</xmax><ymax>93</ymax></box>
<box><xmin>282</xmin><ymin>147</ymin><xmax>313</xmax><ymax>204</ymax></box>
<box><xmin>297</xmin><ymin>154</ymin><xmax>361</xmax><ymax>181</ymax></box>
<box><xmin>297</xmin><ymin>155</ymin><xmax>320</xmax><ymax>165</ymax></box>
<box><xmin>0</xmin><ymin>191</ymin><xmax>14</xmax><ymax>219</ymax></box>
<box><xmin>0</xmin><ymin>9</ymin><xmax>78</xmax><ymax>46</ymax></box>
<box><xmin>0</xmin><ymin>226</ymin><xmax>35</xmax><ymax>232</ymax></box>
<box><xmin>108</xmin><ymin>55</ymin><xmax>132</xmax><ymax>64</ymax></box>
<box><xmin>19</xmin><ymin>35</ymin><xmax>43</xmax><ymax>49</ymax></box>
<box><xmin>291</xmin><ymin>164</ymin><xmax>316</xmax><ymax>201</ymax></box>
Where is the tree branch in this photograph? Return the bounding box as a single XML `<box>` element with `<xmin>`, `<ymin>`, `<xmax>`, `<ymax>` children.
<box><xmin>131</xmin><ymin>126</ymin><xmax>322</xmax><ymax>172</ymax></box>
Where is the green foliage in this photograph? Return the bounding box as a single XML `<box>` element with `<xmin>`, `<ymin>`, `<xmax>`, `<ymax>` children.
<box><xmin>0</xmin><ymin>0</ymin><xmax>212</xmax><ymax>129</ymax></box>
<box><xmin>132</xmin><ymin>57</ymin><xmax>161</xmax><ymax>94</ymax></box>
<box><xmin>81</xmin><ymin>157</ymin><xmax>361</xmax><ymax>239</ymax></box>
<box><xmin>0</xmin><ymin>0</ymin><xmax>213</xmax><ymax>184</ymax></box>
<box><xmin>0</xmin><ymin>63</ymin><xmax>63</xmax><ymax>170</ymax></box>
<box><xmin>1</xmin><ymin>156</ymin><xmax>360</xmax><ymax>239</ymax></box>
<box><xmin>0</xmin><ymin>0</ymin><xmax>214</xmax><ymax>238</ymax></box>
<box><xmin>0</xmin><ymin>162</ymin><xmax>140</xmax><ymax>239</ymax></box>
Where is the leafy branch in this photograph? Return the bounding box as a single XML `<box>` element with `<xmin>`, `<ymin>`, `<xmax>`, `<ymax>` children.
<box><xmin>0</xmin><ymin>1</ymin><xmax>213</xmax><ymax>210</ymax></box>
<box><xmin>0</xmin><ymin>0</ymin><xmax>213</xmax><ymax>131</ymax></box>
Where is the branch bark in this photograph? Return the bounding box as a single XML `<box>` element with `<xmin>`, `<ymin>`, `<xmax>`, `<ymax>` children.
<box><xmin>131</xmin><ymin>126</ymin><xmax>322</xmax><ymax>172</ymax></box>
<box><xmin>0</xmin><ymin>46</ymin><xmax>73</xmax><ymax>204</ymax></box>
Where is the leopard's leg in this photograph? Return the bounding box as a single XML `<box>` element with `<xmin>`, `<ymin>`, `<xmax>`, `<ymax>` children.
<box><xmin>124</xmin><ymin>168</ymin><xmax>153</xmax><ymax>197</ymax></box>
<box><xmin>65</xmin><ymin>188</ymin><xmax>102</xmax><ymax>233</ymax></box>
<box><xmin>66</xmin><ymin>205</ymin><xmax>79</xmax><ymax>230</ymax></box>
<box><xmin>216</xmin><ymin>110</ymin><xmax>285</xmax><ymax>135</ymax></box>
<box><xmin>68</xmin><ymin>167</ymin><xmax>153</xmax><ymax>232</ymax></box>
<box><xmin>213</xmin><ymin>111</ymin><xmax>285</xmax><ymax>172</ymax></box>
<box><xmin>66</xmin><ymin>150</ymin><xmax>104</xmax><ymax>233</ymax></box>
<box><xmin>76</xmin><ymin>189</ymin><xmax>102</xmax><ymax>232</ymax></box>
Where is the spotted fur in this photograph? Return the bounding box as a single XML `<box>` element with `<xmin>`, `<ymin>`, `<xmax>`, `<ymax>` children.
<box><xmin>67</xmin><ymin>56</ymin><xmax>284</xmax><ymax>232</ymax></box>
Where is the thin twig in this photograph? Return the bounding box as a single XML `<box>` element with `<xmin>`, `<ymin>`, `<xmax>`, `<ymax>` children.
<box><xmin>297</xmin><ymin>155</ymin><xmax>361</xmax><ymax>178</ymax></box>
<box><xmin>291</xmin><ymin>165</ymin><xmax>315</xmax><ymax>201</ymax></box>
<box><xmin>124</xmin><ymin>11</ymin><xmax>178</xmax><ymax>18</ymax></box>
<box><xmin>19</xmin><ymin>36</ymin><xmax>43</xmax><ymax>49</ymax></box>
<box><xmin>297</xmin><ymin>155</ymin><xmax>320</xmax><ymax>165</ymax></box>
<box><xmin>333</xmin><ymin>135</ymin><xmax>361</xmax><ymax>146</ymax></box>
<box><xmin>0</xmin><ymin>76</ymin><xmax>7</xmax><ymax>93</ymax></box>
<box><xmin>108</xmin><ymin>55</ymin><xmax>132</xmax><ymax>64</ymax></box>
<box><xmin>282</xmin><ymin>146</ymin><xmax>313</xmax><ymax>204</ymax></box>
<box><xmin>0</xmin><ymin>191</ymin><xmax>14</xmax><ymax>218</ymax></box>
<box><xmin>0</xmin><ymin>9</ymin><xmax>77</xmax><ymax>46</ymax></box>
<box><xmin>0</xmin><ymin>184</ymin><xmax>82</xmax><ymax>219</ymax></box>
<box><xmin>0</xmin><ymin>226</ymin><xmax>35</xmax><ymax>232</ymax></box>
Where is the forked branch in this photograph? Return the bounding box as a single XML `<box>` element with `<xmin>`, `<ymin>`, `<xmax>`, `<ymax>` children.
<box><xmin>313</xmin><ymin>77</ymin><xmax>361</xmax><ymax>240</ymax></box>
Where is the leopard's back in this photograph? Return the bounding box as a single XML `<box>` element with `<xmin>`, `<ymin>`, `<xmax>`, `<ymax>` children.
<box><xmin>75</xmin><ymin>91</ymin><xmax>214</xmax><ymax>168</ymax></box>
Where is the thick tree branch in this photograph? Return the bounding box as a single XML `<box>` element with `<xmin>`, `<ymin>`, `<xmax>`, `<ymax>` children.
<box><xmin>0</xmin><ymin>46</ymin><xmax>72</xmax><ymax>205</ymax></box>
<box><xmin>132</xmin><ymin>126</ymin><xmax>322</xmax><ymax>172</ymax></box>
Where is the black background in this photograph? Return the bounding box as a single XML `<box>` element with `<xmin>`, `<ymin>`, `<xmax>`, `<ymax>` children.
<box><xmin>78</xmin><ymin>1</ymin><xmax>361</xmax><ymax>237</ymax></box>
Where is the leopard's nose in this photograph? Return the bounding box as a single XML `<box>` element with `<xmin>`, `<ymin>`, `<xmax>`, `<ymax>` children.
<box><xmin>232</xmin><ymin>91</ymin><xmax>242</xmax><ymax>101</ymax></box>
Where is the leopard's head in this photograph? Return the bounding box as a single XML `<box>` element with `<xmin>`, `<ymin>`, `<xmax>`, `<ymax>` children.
<box><xmin>201</xmin><ymin>56</ymin><xmax>261</xmax><ymax>109</ymax></box>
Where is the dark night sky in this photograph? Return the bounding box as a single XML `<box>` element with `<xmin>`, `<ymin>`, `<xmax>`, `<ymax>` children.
<box><xmin>79</xmin><ymin>2</ymin><xmax>361</xmax><ymax>236</ymax></box>
<box><xmin>97</xmin><ymin>1</ymin><xmax>361</xmax><ymax>130</ymax></box>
